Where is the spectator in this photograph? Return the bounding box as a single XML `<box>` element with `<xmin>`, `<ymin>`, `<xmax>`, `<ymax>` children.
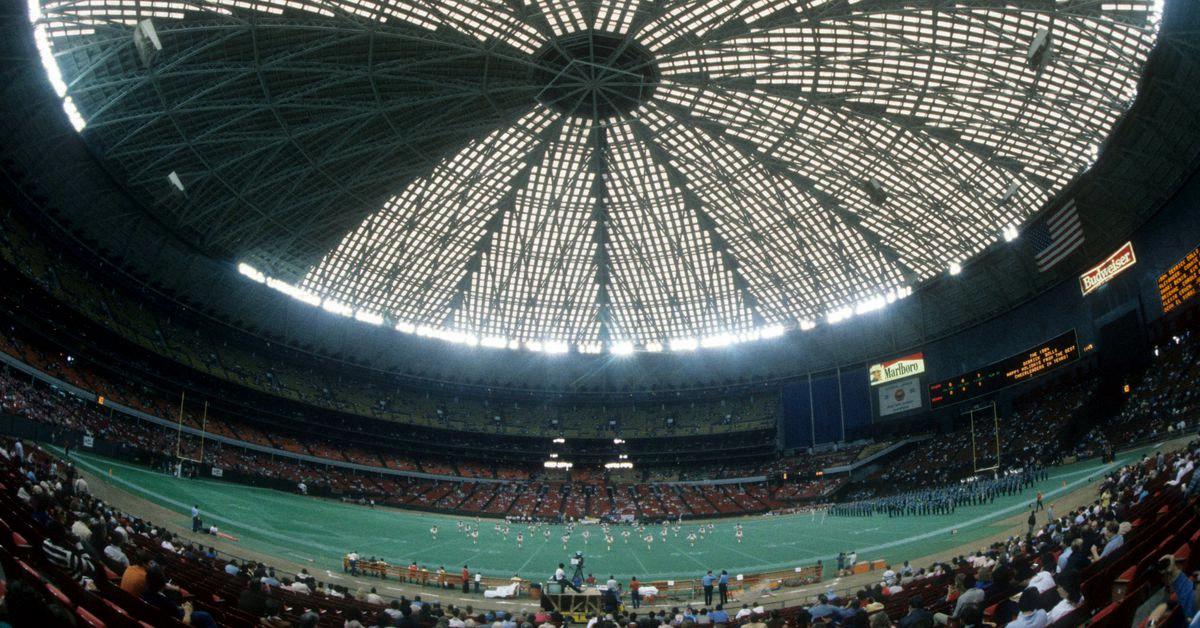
<box><xmin>1091</xmin><ymin>521</ymin><xmax>1125</xmax><ymax>560</ymax></box>
<box><xmin>144</xmin><ymin>567</ymin><xmax>216</xmax><ymax>627</ymax></box>
<box><xmin>1047</xmin><ymin>572</ymin><xmax>1083</xmax><ymax>623</ymax></box>
<box><xmin>1005</xmin><ymin>588</ymin><xmax>1047</xmax><ymax>628</ymax></box>
<box><xmin>42</xmin><ymin>518</ymin><xmax>95</xmax><ymax>582</ymax></box>
<box><xmin>897</xmin><ymin>596</ymin><xmax>933</xmax><ymax>628</ymax></box>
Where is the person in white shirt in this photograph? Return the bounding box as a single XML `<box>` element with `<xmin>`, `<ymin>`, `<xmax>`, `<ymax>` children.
<box><xmin>882</xmin><ymin>566</ymin><xmax>896</xmax><ymax>586</ymax></box>
<box><xmin>366</xmin><ymin>587</ymin><xmax>385</xmax><ymax>605</ymax></box>
<box><xmin>1028</xmin><ymin>569</ymin><xmax>1056</xmax><ymax>593</ymax></box>
<box><xmin>104</xmin><ymin>541</ymin><xmax>130</xmax><ymax>571</ymax></box>
<box><xmin>1047</xmin><ymin>575</ymin><xmax>1082</xmax><ymax>623</ymax></box>
<box><xmin>1006</xmin><ymin>588</ymin><xmax>1048</xmax><ymax>628</ymax></box>
<box><xmin>290</xmin><ymin>580</ymin><xmax>312</xmax><ymax>594</ymax></box>
<box><xmin>735</xmin><ymin>605</ymin><xmax>753</xmax><ymax>620</ymax></box>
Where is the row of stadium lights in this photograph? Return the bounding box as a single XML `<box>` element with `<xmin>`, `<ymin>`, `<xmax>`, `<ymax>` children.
<box><xmin>238</xmin><ymin>239</ymin><xmax>1046</xmax><ymax>355</ymax></box>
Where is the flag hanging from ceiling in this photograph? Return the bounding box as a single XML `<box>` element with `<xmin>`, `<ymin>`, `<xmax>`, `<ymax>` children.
<box><xmin>1030</xmin><ymin>199</ymin><xmax>1085</xmax><ymax>272</ymax></box>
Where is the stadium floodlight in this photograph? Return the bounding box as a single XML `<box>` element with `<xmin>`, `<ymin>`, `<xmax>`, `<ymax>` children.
<box><xmin>760</xmin><ymin>324</ymin><xmax>786</xmax><ymax>339</ymax></box>
<box><xmin>610</xmin><ymin>341</ymin><xmax>635</xmax><ymax>356</ymax></box>
<box><xmin>480</xmin><ymin>336</ymin><xmax>508</xmax><ymax>348</ymax></box>
<box><xmin>949</xmin><ymin>261</ymin><xmax>963</xmax><ymax>276</ymax></box>
<box><xmin>1002</xmin><ymin>225</ymin><xmax>1020</xmax><ymax>242</ymax></box>
<box><xmin>700</xmin><ymin>333</ymin><xmax>735</xmax><ymax>348</ymax></box>
<box><xmin>544</xmin><ymin>460</ymin><xmax>573</xmax><ymax>469</ymax></box>
<box><xmin>394</xmin><ymin>321</ymin><xmax>416</xmax><ymax>334</ymax></box>
<box><xmin>643</xmin><ymin>342</ymin><xmax>664</xmax><ymax>353</ymax></box>
<box><xmin>799</xmin><ymin>320</ymin><xmax>817</xmax><ymax>331</ymax></box>
<box><xmin>266</xmin><ymin>277</ymin><xmax>320</xmax><ymax>306</ymax></box>
<box><xmin>669</xmin><ymin>337</ymin><xmax>698</xmax><ymax>351</ymax></box>
<box><xmin>736</xmin><ymin>329</ymin><xmax>762</xmax><ymax>343</ymax></box>
<box><xmin>604</xmin><ymin>462</ymin><xmax>633</xmax><ymax>469</ymax></box>
<box><xmin>827</xmin><ymin>306</ymin><xmax>853</xmax><ymax>324</ymax></box>
<box><xmin>354</xmin><ymin>310</ymin><xmax>383</xmax><ymax>325</ymax></box>
<box><xmin>549</xmin><ymin>453</ymin><xmax>559</xmax><ymax>458</ymax></box>
<box><xmin>237</xmin><ymin>263</ymin><xmax>266</xmax><ymax>283</ymax></box>
<box><xmin>322</xmin><ymin>299</ymin><xmax>353</xmax><ymax>317</ymax></box>
<box><xmin>543</xmin><ymin>340</ymin><xmax>569</xmax><ymax>354</ymax></box>
<box><xmin>854</xmin><ymin>295</ymin><xmax>886</xmax><ymax>315</ymax></box>
<box><xmin>552</xmin><ymin>437</ymin><xmax>565</xmax><ymax>444</ymax></box>
<box><xmin>613</xmin><ymin>438</ymin><xmax>625</xmax><ymax>444</ymax></box>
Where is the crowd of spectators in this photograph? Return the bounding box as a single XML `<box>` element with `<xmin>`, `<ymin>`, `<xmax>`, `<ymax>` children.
<box><xmin>0</xmin><ymin>209</ymin><xmax>778</xmax><ymax>443</ymax></box>
<box><xmin>4</xmin><ymin>426</ymin><xmax>1200</xmax><ymax>627</ymax></box>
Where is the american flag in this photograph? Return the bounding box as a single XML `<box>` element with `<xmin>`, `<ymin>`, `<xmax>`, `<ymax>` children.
<box><xmin>1029</xmin><ymin>199</ymin><xmax>1085</xmax><ymax>272</ymax></box>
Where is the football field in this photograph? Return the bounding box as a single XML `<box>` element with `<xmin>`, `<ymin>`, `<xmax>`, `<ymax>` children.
<box><xmin>61</xmin><ymin>446</ymin><xmax>1148</xmax><ymax>582</ymax></box>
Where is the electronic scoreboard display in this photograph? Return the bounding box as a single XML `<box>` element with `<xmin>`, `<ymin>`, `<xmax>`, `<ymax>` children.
<box><xmin>929</xmin><ymin>330</ymin><xmax>1079</xmax><ymax>408</ymax></box>
<box><xmin>1159</xmin><ymin>245</ymin><xmax>1200</xmax><ymax>315</ymax></box>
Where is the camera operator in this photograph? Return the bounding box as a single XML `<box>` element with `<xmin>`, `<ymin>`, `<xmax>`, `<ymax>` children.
<box><xmin>555</xmin><ymin>563</ymin><xmax>582</xmax><ymax>592</ymax></box>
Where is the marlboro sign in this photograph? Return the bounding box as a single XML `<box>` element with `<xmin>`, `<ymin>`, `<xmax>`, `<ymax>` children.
<box><xmin>869</xmin><ymin>353</ymin><xmax>925</xmax><ymax>386</ymax></box>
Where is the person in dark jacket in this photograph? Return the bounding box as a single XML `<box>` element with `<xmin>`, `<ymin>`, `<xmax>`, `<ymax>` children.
<box><xmin>897</xmin><ymin>596</ymin><xmax>934</xmax><ymax>628</ymax></box>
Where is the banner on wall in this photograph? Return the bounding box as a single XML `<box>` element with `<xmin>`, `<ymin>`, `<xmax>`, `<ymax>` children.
<box><xmin>82</xmin><ymin>435</ymin><xmax>94</xmax><ymax>448</ymax></box>
<box><xmin>869</xmin><ymin>353</ymin><xmax>925</xmax><ymax>386</ymax></box>
<box><xmin>878</xmin><ymin>377</ymin><xmax>922</xmax><ymax>416</ymax></box>
<box><xmin>211</xmin><ymin>467</ymin><xmax>224</xmax><ymax>478</ymax></box>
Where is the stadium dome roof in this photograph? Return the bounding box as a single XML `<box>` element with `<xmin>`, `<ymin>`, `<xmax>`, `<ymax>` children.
<box><xmin>27</xmin><ymin>0</ymin><xmax>1164</xmax><ymax>355</ymax></box>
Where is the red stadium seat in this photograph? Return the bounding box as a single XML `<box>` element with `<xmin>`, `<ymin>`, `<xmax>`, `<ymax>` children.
<box><xmin>76</xmin><ymin>605</ymin><xmax>107</xmax><ymax>628</ymax></box>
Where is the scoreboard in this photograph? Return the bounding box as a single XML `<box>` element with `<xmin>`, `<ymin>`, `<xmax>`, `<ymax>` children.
<box><xmin>929</xmin><ymin>330</ymin><xmax>1079</xmax><ymax>408</ymax></box>
<box><xmin>1159</xmin><ymin>245</ymin><xmax>1200</xmax><ymax>315</ymax></box>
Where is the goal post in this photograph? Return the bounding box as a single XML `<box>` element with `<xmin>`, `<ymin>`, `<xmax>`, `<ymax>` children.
<box><xmin>966</xmin><ymin>402</ymin><xmax>1001</xmax><ymax>475</ymax></box>
<box><xmin>174</xmin><ymin>392</ymin><xmax>206</xmax><ymax>472</ymax></box>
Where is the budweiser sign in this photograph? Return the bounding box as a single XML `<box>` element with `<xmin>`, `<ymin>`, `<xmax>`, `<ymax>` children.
<box><xmin>869</xmin><ymin>352</ymin><xmax>925</xmax><ymax>386</ymax></box>
<box><xmin>1080</xmin><ymin>242</ymin><xmax>1136</xmax><ymax>296</ymax></box>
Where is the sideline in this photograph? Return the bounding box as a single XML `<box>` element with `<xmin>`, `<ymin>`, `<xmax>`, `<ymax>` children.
<box><xmin>63</xmin><ymin>449</ymin><xmax>349</xmax><ymax>557</ymax></box>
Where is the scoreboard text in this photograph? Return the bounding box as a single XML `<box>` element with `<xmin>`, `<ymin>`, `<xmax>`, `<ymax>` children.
<box><xmin>929</xmin><ymin>330</ymin><xmax>1079</xmax><ymax>408</ymax></box>
<box><xmin>1159</xmin><ymin>245</ymin><xmax>1200</xmax><ymax>315</ymax></box>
